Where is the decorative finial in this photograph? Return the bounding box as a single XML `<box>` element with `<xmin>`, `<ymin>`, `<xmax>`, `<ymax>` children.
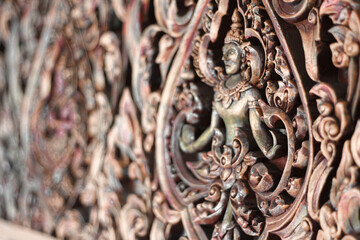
<box><xmin>224</xmin><ymin>9</ymin><xmax>244</xmax><ymax>45</ymax></box>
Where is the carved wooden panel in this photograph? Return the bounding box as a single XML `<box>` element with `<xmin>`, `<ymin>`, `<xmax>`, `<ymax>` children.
<box><xmin>0</xmin><ymin>0</ymin><xmax>360</xmax><ymax>239</ymax></box>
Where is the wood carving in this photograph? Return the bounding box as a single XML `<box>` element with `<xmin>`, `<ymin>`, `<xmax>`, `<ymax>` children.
<box><xmin>0</xmin><ymin>0</ymin><xmax>360</xmax><ymax>239</ymax></box>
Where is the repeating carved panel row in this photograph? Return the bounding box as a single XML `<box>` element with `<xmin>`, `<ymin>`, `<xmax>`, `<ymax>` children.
<box><xmin>0</xmin><ymin>0</ymin><xmax>360</xmax><ymax>239</ymax></box>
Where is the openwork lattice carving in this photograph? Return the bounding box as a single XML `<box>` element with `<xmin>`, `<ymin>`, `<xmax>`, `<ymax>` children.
<box><xmin>1</xmin><ymin>0</ymin><xmax>360</xmax><ymax>239</ymax></box>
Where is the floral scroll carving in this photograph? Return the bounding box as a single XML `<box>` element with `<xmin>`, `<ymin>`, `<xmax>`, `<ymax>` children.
<box><xmin>1</xmin><ymin>0</ymin><xmax>360</xmax><ymax>239</ymax></box>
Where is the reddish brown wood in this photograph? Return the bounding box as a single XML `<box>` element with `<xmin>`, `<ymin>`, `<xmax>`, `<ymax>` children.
<box><xmin>0</xmin><ymin>0</ymin><xmax>360</xmax><ymax>239</ymax></box>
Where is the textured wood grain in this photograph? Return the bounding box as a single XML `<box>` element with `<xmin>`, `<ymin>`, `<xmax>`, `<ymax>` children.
<box><xmin>0</xmin><ymin>0</ymin><xmax>360</xmax><ymax>239</ymax></box>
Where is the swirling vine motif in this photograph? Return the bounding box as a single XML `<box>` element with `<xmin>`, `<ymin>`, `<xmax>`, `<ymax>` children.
<box><xmin>0</xmin><ymin>0</ymin><xmax>360</xmax><ymax>239</ymax></box>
